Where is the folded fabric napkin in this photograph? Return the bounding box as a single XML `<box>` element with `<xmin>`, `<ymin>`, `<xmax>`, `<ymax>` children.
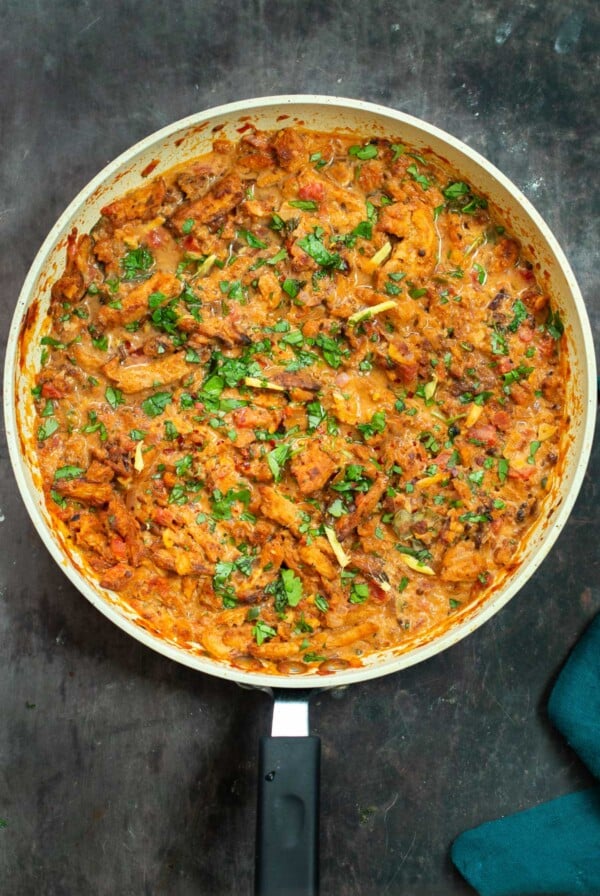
<box><xmin>452</xmin><ymin>615</ymin><xmax>600</xmax><ymax>896</ymax></box>
<box><xmin>548</xmin><ymin>615</ymin><xmax>600</xmax><ymax>780</ymax></box>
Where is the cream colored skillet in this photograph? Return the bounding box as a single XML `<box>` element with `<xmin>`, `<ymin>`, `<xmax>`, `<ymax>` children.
<box><xmin>4</xmin><ymin>96</ymin><xmax>596</xmax><ymax>895</ymax></box>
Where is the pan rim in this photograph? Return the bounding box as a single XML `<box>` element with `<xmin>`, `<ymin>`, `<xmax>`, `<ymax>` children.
<box><xmin>4</xmin><ymin>93</ymin><xmax>597</xmax><ymax>689</ymax></box>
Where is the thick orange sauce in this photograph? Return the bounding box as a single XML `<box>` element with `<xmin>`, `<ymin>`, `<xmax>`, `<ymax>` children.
<box><xmin>30</xmin><ymin>127</ymin><xmax>566</xmax><ymax>674</ymax></box>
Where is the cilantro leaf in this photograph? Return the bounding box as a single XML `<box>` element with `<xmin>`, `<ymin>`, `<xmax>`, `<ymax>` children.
<box><xmin>141</xmin><ymin>391</ymin><xmax>172</xmax><ymax>417</ymax></box>
<box><xmin>349</xmin><ymin>144</ymin><xmax>378</xmax><ymax>160</ymax></box>
<box><xmin>297</xmin><ymin>232</ymin><xmax>344</xmax><ymax>270</ymax></box>
<box><xmin>545</xmin><ymin>308</ymin><xmax>564</xmax><ymax>340</ymax></box>
<box><xmin>238</xmin><ymin>228</ymin><xmax>268</xmax><ymax>249</ymax></box>
<box><xmin>252</xmin><ymin>619</ymin><xmax>277</xmax><ymax>646</ymax></box>
<box><xmin>53</xmin><ymin>465</ymin><xmax>85</xmax><ymax>481</ymax></box>
<box><xmin>357</xmin><ymin>411</ymin><xmax>386</xmax><ymax>439</ymax></box>
<box><xmin>267</xmin><ymin>443</ymin><xmax>292</xmax><ymax>482</ymax></box>
<box><xmin>121</xmin><ymin>247</ymin><xmax>154</xmax><ymax>280</ymax></box>
<box><xmin>407</xmin><ymin>164</ymin><xmax>431</xmax><ymax>191</ymax></box>
<box><xmin>105</xmin><ymin>386</ymin><xmax>125</xmax><ymax>410</ymax></box>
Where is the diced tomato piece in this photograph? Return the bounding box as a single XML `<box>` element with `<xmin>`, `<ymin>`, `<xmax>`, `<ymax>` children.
<box><xmin>299</xmin><ymin>181</ymin><xmax>325</xmax><ymax>202</ymax></box>
<box><xmin>370</xmin><ymin>581</ymin><xmax>390</xmax><ymax>603</ymax></box>
<box><xmin>153</xmin><ymin>508</ymin><xmax>176</xmax><ymax>527</ymax></box>
<box><xmin>146</xmin><ymin>227</ymin><xmax>167</xmax><ymax>248</ymax></box>
<box><xmin>41</xmin><ymin>382</ymin><xmax>64</xmax><ymax>399</ymax></box>
<box><xmin>518</xmin><ymin>327</ymin><xmax>533</xmax><ymax>343</ymax></box>
<box><xmin>182</xmin><ymin>234</ymin><xmax>204</xmax><ymax>254</ymax></box>
<box><xmin>497</xmin><ymin>356</ymin><xmax>513</xmax><ymax>374</ymax></box>
<box><xmin>491</xmin><ymin>410</ymin><xmax>511</xmax><ymax>431</ymax></box>
<box><xmin>467</xmin><ymin>424</ymin><xmax>498</xmax><ymax>448</ymax></box>
<box><xmin>110</xmin><ymin>536</ymin><xmax>128</xmax><ymax>561</ymax></box>
<box><xmin>435</xmin><ymin>450</ymin><xmax>454</xmax><ymax>470</ymax></box>
<box><xmin>508</xmin><ymin>464</ymin><xmax>536</xmax><ymax>481</ymax></box>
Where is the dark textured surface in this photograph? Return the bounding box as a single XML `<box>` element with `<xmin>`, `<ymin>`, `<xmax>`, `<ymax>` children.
<box><xmin>0</xmin><ymin>2</ymin><xmax>598</xmax><ymax>894</ymax></box>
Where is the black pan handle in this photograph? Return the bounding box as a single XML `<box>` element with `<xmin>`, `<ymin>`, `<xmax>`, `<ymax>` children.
<box><xmin>255</xmin><ymin>734</ymin><xmax>321</xmax><ymax>896</ymax></box>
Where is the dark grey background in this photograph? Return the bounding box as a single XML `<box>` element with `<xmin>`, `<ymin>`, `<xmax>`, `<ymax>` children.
<box><xmin>1</xmin><ymin>2</ymin><xmax>598</xmax><ymax>894</ymax></box>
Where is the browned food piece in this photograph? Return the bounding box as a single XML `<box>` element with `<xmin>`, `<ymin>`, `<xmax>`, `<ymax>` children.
<box><xmin>349</xmin><ymin>552</ymin><xmax>388</xmax><ymax>584</ymax></box>
<box><xmin>101</xmin><ymin>178</ymin><xmax>167</xmax><ymax>226</ymax></box>
<box><xmin>271</xmin><ymin>129</ymin><xmax>306</xmax><ymax>171</ymax></box>
<box><xmin>258</xmin><ymin>486</ymin><xmax>302</xmax><ymax>534</ymax></box>
<box><xmin>102</xmin><ymin>351</ymin><xmax>189</xmax><ymax>394</ymax></box>
<box><xmin>233</xmin><ymin>538</ymin><xmax>286</xmax><ymax>599</ymax></box>
<box><xmin>54</xmin><ymin>480</ymin><xmax>113</xmax><ymax>506</ymax></box>
<box><xmin>71</xmin><ymin>340</ymin><xmax>114</xmax><ymax>374</ymax></box>
<box><xmin>440</xmin><ymin>541</ymin><xmax>488</xmax><ymax>582</ymax></box>
<box><xmin>336</xmin><ymin>475</ymin><xmax>389</xmax><ymax>540</ymax></box>
<box><xmin>50</xmin><ymin>230</ymin><xmax>95</xmax><ymax>306</ymax></box>
<box><xmin>170</xmin><ymin>173</ymin><xmax>245</xmax><ymax>234</ymax></box>
<box><xmin>85</xmin><ymin>460</ymin><xmax>115</xmax><ymax>484</ymax></box>
<box><xmin>100</xmin><ymin>564</ymin><xmax>135</xmax><ymax>591</ymax></box>
<box><xmin>377</xmin><ymin>202</ymin><xmax>411</xmax><ymax>238</ymax></box>
<box><xmin>272</xmin><ymin>372</ymin><xmax>322</xmax><ymax>393</ymax></box>
<box><xmin>356</xmin><ymin>159</ymin><xmax>384</xmax><ymax>192</ymax></box>
<box><xmin>290</xmin><ymin>443</ymin><xmax>337</xmax><ymax>495</ymax></box>
<box><xmin>181</xmin><ymin>313</ymin><xmax>251</xmax><ymax>348</ymax></box>
<box><xmin>72</xmin><ymin>511</ymin><xmax>115</xmax><ymax>563</ymax></box>
<box><xmin>319</xmin><ymin>621</ymin><xmax>378</xmax><ymax>649</ymax></box>
<box><xmin>152</xmin><ymin>548</ymin><xmax>210</xmax><ymax>577</ymax></box>
<box><xmin>249</xmin><ymin>638</ymin><xmax>302</xmax><ymax>660</ymax></box>
<box><xmin>107</xmin><ymin>496</ymin><xmax>144</xmax><ymax>567</ymax></box>
<box><xmin>231</xmin><ymin>406</ymin><xmax>282</xmax><ymax>440</ymax></box>
<box><xmin>98</xmin><ymin>271</ymin><xmax>181</xmax><ymax>328</ymax></box>
<box><xmin>298</xmin><ymin>540</ymin><xmax>338</xmax><ymax>580</ymax></box>
<box><xmin>489</xmin><ymin>238</ymin><xmax>520</xmax><ymax>273</ymax></box>
<box><xmin>176</xmin><ymin>162</ymin><xmax>227</xmax><ymax>200</ymax></box>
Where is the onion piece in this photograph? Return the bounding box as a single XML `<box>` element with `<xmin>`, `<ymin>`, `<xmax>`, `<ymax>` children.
<box><xmin>324</xmin><ymin>526</ymin><xmax>351</xmax><ymax>568</ymax></box>
<box><xmin>347</xmin><ymin>299</ymin><xmax>398</xmax><ymax>327</ymax></box>
<box><xmin>366</xmin><ymin>241</ymin><xmax>392</xmax><ymax>269</ymax></box>
<box><xmin>134</xmin><ymin>441</ymin><xmax>145</xmax><ymax>472</ymax></box>
<box><xmin>193</xmin><ymin>253</ymin><xmax>218</xmax><ymax>278</ymax></box>
<box><xmin>243</xmin><ymin>376</ymin><xmax>286</xmax><ymax>392</ymax></box>
<box><xmin>401</xmin><ymin>555</ymin><xmax>435</xmax><ymax>576</ymax></box>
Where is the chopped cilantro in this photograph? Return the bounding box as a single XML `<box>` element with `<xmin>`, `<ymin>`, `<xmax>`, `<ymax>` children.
<box><xmin>141</xmin><ymin>391</ymin><xmax>172</xmax><ymax>417</ymax></box>
<box><xmin>282</xmin><ymin>278</ymin><xmax>304</xmax><ymax>299</ymax></box>
<box><xmin>297</xmin><ymin>231</ymin><xmax>344</xmax><ymax>270</ymax></box>
<box><xmin>267</xmin><ymin>443</ymin><xmax>292</xmax><ymax>482</ymax></box>
<box><xmin>315</xmin><ymin>594</ymin><xmax>329</xmax><ymax>613</ymax></box>
<box><xmin>349</xmin><ymin>143</ymin><xmax>378</xmax><ymax>160</ymax></box>
<box><xmin>38</xmin><ymin>417</ymin><xmax>58</xmax><ymax>442</ymax></box>
<box><xmin>407</xmin><ymin>164</ymin><xmax>431</xmax><ymax>190</ymax></box>
<box><xmin>306</xmin><ymin>401</ymin><xmax>327</xmax><ymax>432</ymax></box>
<box><xmin>210</xmin><ymin>486</ymin><xmax>251</xmax><ymax>520</ymax></box>
<box><xmin>314</xmin><ymin>332</ymin><xmax>348</xmax><ymax>369</ymax></box>
<box><xmin>164</xmin><ymin>420</ymin><xmax>179</xmax><ymax>440</ymax></box>
<box><xmin>53</xmin><ymin>465</ymin><xmax>84</xmax><ymax>481</ymax></box>
<box><xmin>357</xmin><ymin>410</ymin><xmax>386</xmax><ymax>439</ymax></box>
<box><xmin>238</xmin><ymin>228</ymin><xmax>267</xmax><ymax>249</ymax></box>
<box><xmin>289</xmin><ymin>199</ymin><xmax>319</xmax><ymax>211</ymax></box>
<box><xmin>349</xmin><ymin>582</ymin><xmax>369</xmax><ymax>604</ymax></box>
<box><xmin>507</xmin><ymin>300</ymin><xmax>528</xmax><ymax>332</ymax></box>
<box><xmin>105</xmin><ymin>386</ymin><xmax>125</xmax><ymax>410</ymax></box>
<box><xmin>545</xmin><ymin>308</ymin><xmax>564</xmax><ymax>340</ymax></box>
<box><xmin>121</xmin><ymin>246</ymin><xmax>153</xmax><ymax>280</ymax></box>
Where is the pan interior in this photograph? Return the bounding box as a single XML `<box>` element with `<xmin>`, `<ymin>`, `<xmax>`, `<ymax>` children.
<box><xmin>4</xmin><ymin>95</ymin><xmax>596</xmax><ymax>688</ymax></box>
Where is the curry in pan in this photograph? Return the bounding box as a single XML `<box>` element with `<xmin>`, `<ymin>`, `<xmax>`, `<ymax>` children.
<box><xmin>31</xmin><ymin>127</ymin><xmax>566</xmax><ymax>673</ymax></box>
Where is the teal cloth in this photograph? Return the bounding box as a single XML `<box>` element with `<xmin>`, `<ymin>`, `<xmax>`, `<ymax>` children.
<box><xmin>451</xmin><ymin>788</ymin><xmax>600</xmax><ymax>896</ymax></box>
<box><xmin>548</xmin><ymin>615</ymin><xmax>600</xmax><ymax>780</ymax></box>
<box><xmin>452</xmin><ymin>615</ymin><xmax>600</xmax><ymax>896</ymax></box>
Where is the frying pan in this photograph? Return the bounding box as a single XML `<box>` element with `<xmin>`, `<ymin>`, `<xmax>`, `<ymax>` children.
<box><xmin>4</xmin><ymin>96</ymin><xmax>597</xmax><ymax>894</ymax></box>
